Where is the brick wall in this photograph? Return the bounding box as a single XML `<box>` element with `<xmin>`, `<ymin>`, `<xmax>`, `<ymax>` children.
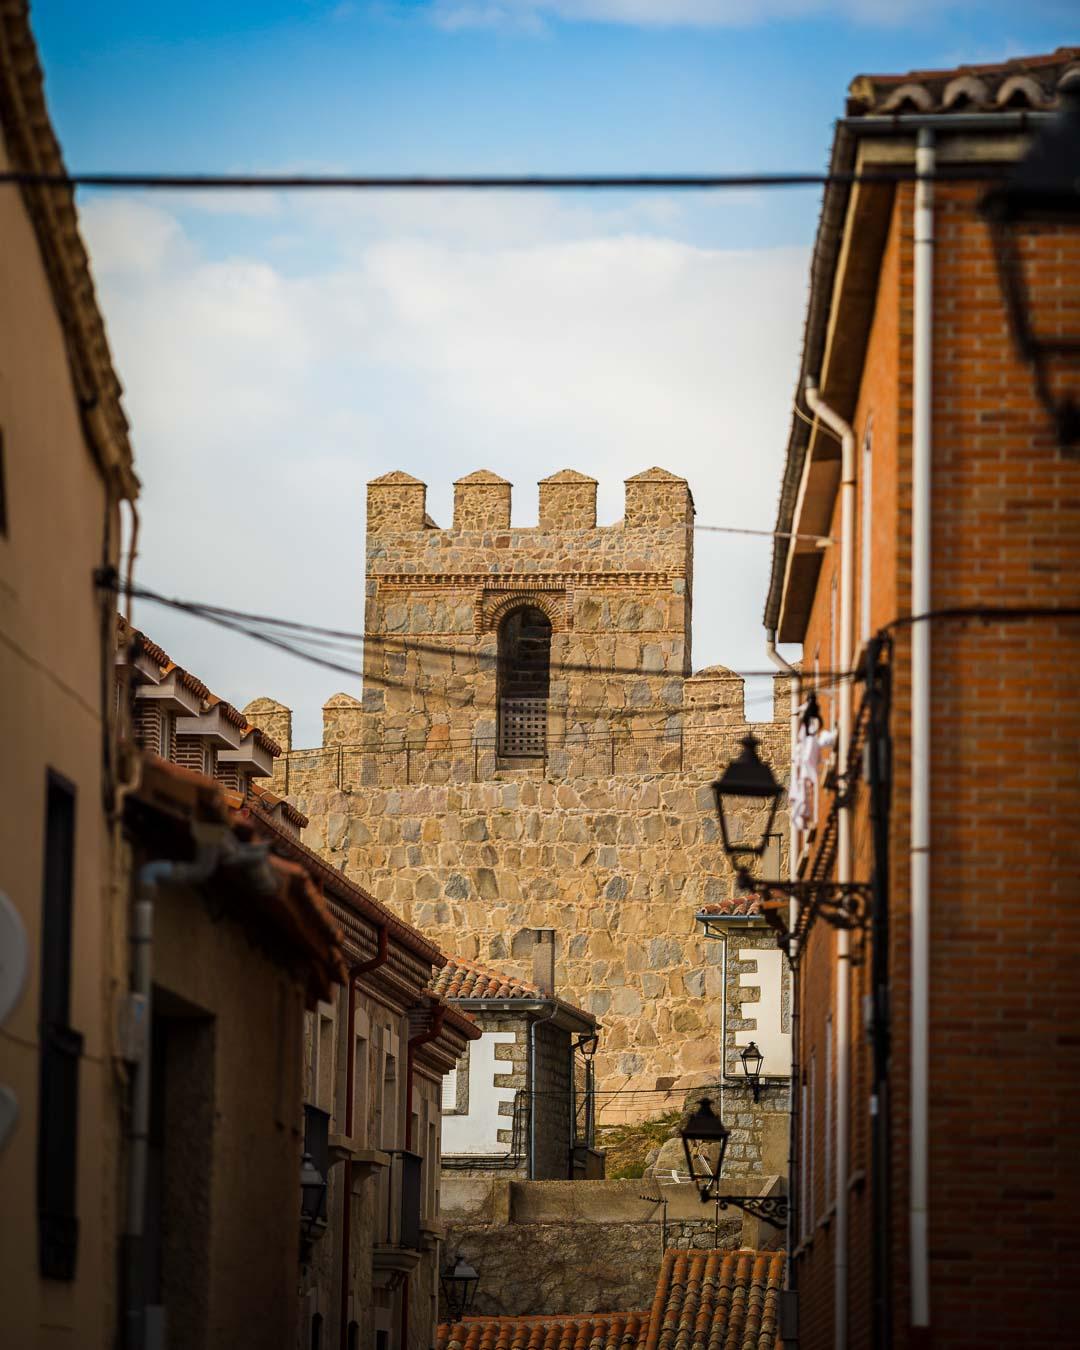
<box><xmin>792</xmin><ymin>174</ymin><xmax>1080</xmax><ymax>1349</ymax></box>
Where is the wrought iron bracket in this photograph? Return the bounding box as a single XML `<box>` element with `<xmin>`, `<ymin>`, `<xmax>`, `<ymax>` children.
<box><xmin>697</xmin><ymin>1187</ymin><xmax>789</xmax><ymax>1230</ymax></box>
<box><xmin>736</xmin><ymin>872</ymin><xmax>872</xmax><ymax>968</ymax></box>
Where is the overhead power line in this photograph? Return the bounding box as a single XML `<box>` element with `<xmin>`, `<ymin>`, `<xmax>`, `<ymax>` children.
<box><xmin>0</xmin><ymin>166</ymin><xmax>1009</xmax><ymax>192</ymax></box>
<box><xmin>100</xmin><ymin>573</ymin><xmax>856</xmax><ymax>696</ymax></box>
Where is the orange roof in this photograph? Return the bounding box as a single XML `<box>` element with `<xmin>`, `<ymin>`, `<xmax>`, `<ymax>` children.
<box><xmin>431</xmin><ymin>954</ymin><xmax>541</xmax><ymax>1001</ymax></box>
<box><xmin>0</xmin><ymin>2</ymin><xmax>137</xmax><ymax>499</ymax></box>
<box><xmin>237</xmin><ymin>798</ymin><xmax>445</xmax><ymax>969</ymax></box>
<box><xmin>696</xmin><ymin>896</ymin><xmax>763</xmax><ymax>919</ymax></box>
<box><xmin>438</xmin><ymin>1250</ymin><xmax>784</xmax><ymax>1350</ymax></box>
<box><xmin>119</xmin><ymin>621</ymin><xmax>281</xmax><ymax>754</ymax></box>
<box><xmin>133</xmin><ymin>755</ymin><xmax>346</xmax><ymax>1002</ymax></box>
<box><xmin>250</xmin><ymin>780</ymin><xmax>309</xmax><ymax>829</ymax></box>
<box><xmin>643</xmin><ymin>1249</ymin><xmax>783</xmax><ymax>1350</ymax></box>
<box><xmin>439</xmin><ymin>1311</ymin><xmax>648</xmax><ymax>1350</ymax></box>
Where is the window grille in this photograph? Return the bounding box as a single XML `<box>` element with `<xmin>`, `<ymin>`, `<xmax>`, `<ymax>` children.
<box><xmin>498</xmin><ymin>697</ymin><xmax>548</xmax><ymax>757</ymax></box>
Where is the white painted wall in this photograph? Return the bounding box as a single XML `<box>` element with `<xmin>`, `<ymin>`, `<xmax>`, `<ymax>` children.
<box><xmin>442</xmin><ymin>1030</ymin><xmax>517</xmax><ymax>1157</ymax></box>
<box><xmin>735</xmin><ymin>947</ymin><xmax>791</xmax><ymax>1076</ymax></box>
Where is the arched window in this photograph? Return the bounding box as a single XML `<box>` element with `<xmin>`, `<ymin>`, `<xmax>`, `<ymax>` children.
<box><xmin>497</xmin><ymin>605</ymin><xmax>552</xmax><ymax>757</ymax></box>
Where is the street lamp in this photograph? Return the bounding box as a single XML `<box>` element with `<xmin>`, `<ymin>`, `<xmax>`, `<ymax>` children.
<box><xmin>739</xmin><ymin>1041</ymin><xmax>765</xmax><ymax>1102</ymax></box>
<box><xmin>711</xmin><ymin>734</ymin><xmax>784</xmax><ymax>866</ymax></box>
<box><xmin>441</xmin><ymin>1252</ymin><xmax>481</xmax><ymax>1320</ymax></box>
<box><xmin>299</xmin><ymin>1151</ymin><xmax>327</xmax><ymax>1243</ymax></box>
<box><xmin>680</xmin><ymin>1097</ymin><xmax>730</xmax><ymax>1202</ymax></box>
<box><xmin>574</xmin><ymin>1032</ymin><xmax>599</xmax><ymax>1059</ymax></box>
<box><xmin>713</xmin><ymin>741</ymin><xmax>870</xmax><ymax>947</ymax></box>
<box><xmin>980</xmin><ymin>77</ymin><xmax>1080</xmax><ymax>450</ymax></box>
<box><xmin>678</xmin><ymin>1097</ymin><xmax>789</xmax><ymax>1229</ymax></box>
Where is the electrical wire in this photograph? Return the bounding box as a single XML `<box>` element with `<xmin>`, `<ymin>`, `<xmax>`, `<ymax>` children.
<box><xmin>99</xmin><ymin>572</ymin><xmax>861</xmax><ymax>699</ymax></box>
<box><xmin>0</xmin><ymin>166</ymin><xmax>1009</xmax><ymax>192</ymax></box>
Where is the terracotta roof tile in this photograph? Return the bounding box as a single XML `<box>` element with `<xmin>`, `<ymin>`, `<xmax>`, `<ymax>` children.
<box><xmin>644</xmin><ymin>1249</ymin><xmax>784</xmax><ymax>1350</ymax></box>
<box><xmin>132</xmin><ymin>755</ymin><xmax>346</xmax><ymax>1003</ymax></box>
<box><xmin>696</xmin><ymin>896</ymin><xmax>764</xmax><ymax>918</ymax></box>
<box><xmin>846</xmin><ymin>47</ymin><xmax>1080</xmax><ymax>117</ymax></box>
<box><xmin>437</xmin><ymin>1251</ymin><xmax>785</xmax><ymax>1350</ymax></box>
<box><xmin>439</xmin><ymin>1311</ymin><xmax>649</xmax><ymax>1350</ymax></box>
<box><xmin>0</xmin><ymin>2</ymin><xmax>137</xmax><ymax>498</ymax></box>
<box><xmin>430</xmin><ymin>954</ymin><xmax>540</xmax><ymax>1001</ymax></box>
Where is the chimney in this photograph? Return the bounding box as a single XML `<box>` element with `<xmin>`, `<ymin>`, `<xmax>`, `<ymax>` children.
<box><xmin>531</xmin><ymin>929</ymin><xmax>556</xmax><ymax>997</ymax></box>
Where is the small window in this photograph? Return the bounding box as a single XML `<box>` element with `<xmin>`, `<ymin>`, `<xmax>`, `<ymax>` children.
<box><xmin>38</xmin><ymin>770</ymin><xmax>82</xmax><ymax>1281</ymax></box>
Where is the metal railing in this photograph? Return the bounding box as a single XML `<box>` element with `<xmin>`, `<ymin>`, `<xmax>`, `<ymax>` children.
<box><xmin>279</xmin><ymin>725</ymin><xmax>755</xmax><ymax>792</ymax></box>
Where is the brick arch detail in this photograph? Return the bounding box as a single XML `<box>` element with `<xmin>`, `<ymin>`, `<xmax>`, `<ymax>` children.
<box><xmin>478</xmin><ymin>590</ymin><xmax>567</xmax><ymax>635</ymax></box>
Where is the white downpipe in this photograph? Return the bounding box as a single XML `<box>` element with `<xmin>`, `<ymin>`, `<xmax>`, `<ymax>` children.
<box><xmin>765</xmin><ymin>632</ymin><xmax>801</xmax><ymax>908</ymax></box>
<box><xmin>804</xmin><ymin>380</ymin><xmax>855</xmax><ymax>1350</ymax></box>
<box><xmin>910</xmin><ymin>126</ymin><xmax>935</xmax><ymax>1333</ymax></box>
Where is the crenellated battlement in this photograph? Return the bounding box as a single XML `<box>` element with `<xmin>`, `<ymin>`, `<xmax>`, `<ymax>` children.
<box><xmin>365</xmin><ymin>467</ymin><xmax>694</xmax><ymax>534</ymax></box>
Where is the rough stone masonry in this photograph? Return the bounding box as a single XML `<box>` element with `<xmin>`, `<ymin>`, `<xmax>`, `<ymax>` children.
<box><xmin>248</xmin><ymin>468</ymin><xmax>790</xmax><ymax>1110</ymax></box>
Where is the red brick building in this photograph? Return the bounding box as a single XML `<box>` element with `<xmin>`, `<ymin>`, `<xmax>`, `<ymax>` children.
<box><xmin>764</xmin><ymin>51</ymin><xmax>1080</xmax><ymax>1348</ymax></box>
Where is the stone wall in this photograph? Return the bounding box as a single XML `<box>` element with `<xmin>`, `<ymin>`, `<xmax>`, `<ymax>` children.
<box><xmin>438</xmin><ymin>1178</ymin><xmax>777</xmax><ymax>1317</ymax></box>
<box><xmin>249</xmin><ymin>469</ymin><xmax>791</xmax><ymax>1114</ymax></box>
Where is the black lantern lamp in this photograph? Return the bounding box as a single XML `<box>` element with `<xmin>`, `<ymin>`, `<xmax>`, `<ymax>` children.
<box><xmin>740</xmin><ymin>1041</ymin><xmax>765</xmax><ymax>1102</ymax></box>
<box><xmin>441</xmin><ymin>1252</ymin><xmax>481</xmax><ymax>1321</ymax></box>
<box><xmin>678</xmin><ymin>1095</ymin><xmax>790</xmax><ymax>1229</ymax></box>
<box><xmin>980</xmin><ymin>77</ymin><xmax>1080</xmax><ymax>450</ymax></box>
<box><xmin>299</xmin><ymin>1151</ymin><xmax>327</xmax><ymax>1243</ymax></box>
<box><xmin>711</xmin><ymin>734</ymin><xmax>784</xmax><ymax>876</ymax></box>
<box><xmin>679</xmin><ymin>1097</ymin><xmax>730</xmax><ymax>1202</ymax></box>
<box><xmin>574</xmin><ymin>1031</ymin><xmax>599</xmax><ymax>1059</ymax></box>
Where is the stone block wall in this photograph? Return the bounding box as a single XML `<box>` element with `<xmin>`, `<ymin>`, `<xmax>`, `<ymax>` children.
<box><xmin>438</xmin><ymin>1179</ymin><xmax>756</xmax><ymax>1318</ymax></box>
<box><xmin>249</xmin><ymin>469</ymin><xmax>792</xmax><ymax>1114</ymax></box>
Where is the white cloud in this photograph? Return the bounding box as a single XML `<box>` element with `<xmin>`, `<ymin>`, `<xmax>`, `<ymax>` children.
<box><xmin>83</xmin><ymin>192</ymin><xmax>805</xmax><ymax>744</ymax></box>
<box><xmin>426</xmin><ymin>0</ymin><xmax>943</xmax><ymax>29</ymax></box>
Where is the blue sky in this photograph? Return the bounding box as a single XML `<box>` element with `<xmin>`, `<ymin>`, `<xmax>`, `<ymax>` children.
<box><xmin>30</xmin><ymin>1</ymin><xmax>1079</xmax><ymax>742</ymax></box>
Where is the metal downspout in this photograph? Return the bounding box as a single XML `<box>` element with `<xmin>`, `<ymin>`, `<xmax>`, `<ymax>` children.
<box><xmin>339</xmin><ymin>927</ymin><xmax>389</xmax><ymax>1350</ymax></box>
<box><xmin>910</xmin><ymin>126</ymin><xmax>935</xmax><ymax>1336</ymax></box>
<box><xmin>766</xmin><ymin>630</ymin><xmax>800</xmax><ymax>1325</ymax></box>
<box><xmin>804</xmin><ymin>380</ymin><xmax>856</xmax><ymax>1350</ymax></box>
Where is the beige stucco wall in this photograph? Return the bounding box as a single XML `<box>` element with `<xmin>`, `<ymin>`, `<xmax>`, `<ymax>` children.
<box><xmin>0</xmin><ymin>127</ymin><xmax>123</xmax><ymax>1348</ymax></box>
<box><xmin>151</xmin><ymin>883</ymin><xmax>307</xmax><ymax>1350</ymax></box>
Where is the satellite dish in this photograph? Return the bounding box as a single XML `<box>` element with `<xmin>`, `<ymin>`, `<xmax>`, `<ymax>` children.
<box><xmin>0</xmin><ymin>892</ymin><xmax>29</xmax><ymax>1026</ymax></box>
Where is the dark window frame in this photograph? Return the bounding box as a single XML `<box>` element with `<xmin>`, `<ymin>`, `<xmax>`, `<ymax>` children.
<box><xmin>38</xmin><ymin>769</ymin><xmax>82</xmax><ymax>1281</ymax></box>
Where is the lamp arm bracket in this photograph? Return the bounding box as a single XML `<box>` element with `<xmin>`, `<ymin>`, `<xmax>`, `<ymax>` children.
<box><xmin>703</xmin><ymin>1190</ymin><xmax>789</xmax><ymax>1230</ymax></box>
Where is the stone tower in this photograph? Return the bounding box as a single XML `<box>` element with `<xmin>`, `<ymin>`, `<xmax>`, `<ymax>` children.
<box><xmin>258</xmin><ymin>468</ymin><xmax>790</xmax><ymax>1115</ymax></box>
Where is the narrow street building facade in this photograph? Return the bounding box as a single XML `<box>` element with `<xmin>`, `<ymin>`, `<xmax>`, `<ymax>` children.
<box><xmin>0</xmin><ymin>4</ymin><xmax>138</xmax><ymax>1341</ymax></box>
<box><xmin>122</xmin><ymin>628</ymin><xmax>480</xmax><ymax>1350</ymax></box>
<box><xmin>767</xmin><ymin>50</ymin><xmax>1080</xmax><ymax>1348</ymax></box>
